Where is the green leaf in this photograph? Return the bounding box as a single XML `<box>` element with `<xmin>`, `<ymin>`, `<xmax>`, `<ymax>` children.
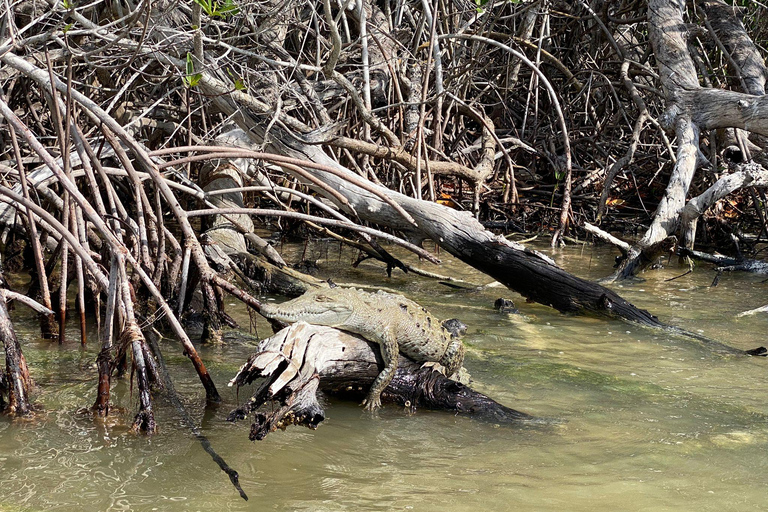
<box><xmin>184</xmin><ymin>53</ymin><xmax>202</xmax><ymax>87</ymax></box>
<box><xmin>192</xmin><ymin>0</ymin><xmax>238</xmax><ymax>18</ymax></box>
<box><xmin>227</xmin><ymin>68</ymin><xmax>246</xmax><ymax>90</ymax></box>
<box><xmin>217</xmin><ymin>0</ymin><xmax>240</xmax><ymax>16</ymax></box>
<box><xmin>192</xmin><ymin>0</ymin><xmax>214</xmax><ymax>16</ymax></box>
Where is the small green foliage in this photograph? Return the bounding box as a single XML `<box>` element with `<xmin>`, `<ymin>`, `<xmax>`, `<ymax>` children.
<box><xmin>227</xmin><ymin>69</ymin><xmax>247</xmax><ymax>91</ymax></box>
<box><xmin>61</xmin><ymin>0</ymin><xmax>74</xmax><ymax>9</ymax></box>
<box><xmin>63</xmin><ymin>23</ymin><xmax>74</xmax><ymax>33</ymax></box>
<box><xmin>217</xmin><ymin>0</ymin><xmax>240</xmax><ymax>17</ymax></box>
<box><xmin>184</xmin><ymin>53</ymin><xmax>202</xmax><ymax>87</ymax></box>
<box><xmin>192</xmin><ymin>0</ymin><xmax>239</xmax><ymax>18</ymax></box>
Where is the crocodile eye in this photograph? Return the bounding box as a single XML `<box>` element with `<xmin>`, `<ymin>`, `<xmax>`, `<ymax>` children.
<box><xmin>315</xmin><ymin>295</ymin><xmax>334</xmax><ymax>302</ymax></box>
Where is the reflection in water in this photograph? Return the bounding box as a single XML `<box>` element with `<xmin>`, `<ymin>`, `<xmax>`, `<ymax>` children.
<box><xmin>1</xmin><ymin>242</ymin><xmax>768</xmax><ymax>511</ymax></box>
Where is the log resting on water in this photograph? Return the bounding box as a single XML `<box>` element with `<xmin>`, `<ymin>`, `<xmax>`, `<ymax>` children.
<box><xmin>227</xmin><ymin>323</ymin><xmax>535</xmax><ymax>441</ymax></box>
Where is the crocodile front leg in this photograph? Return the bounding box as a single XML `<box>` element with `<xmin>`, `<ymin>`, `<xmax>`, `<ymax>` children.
<box><xmin>362</xmin><ymin>330</ymin><xmax>399</xmax><ymax>410</ymax></box>
<box><xmin>439</xmin><ymin>338</ymin><xmax>466</xmax><ymax>376</ymax></box>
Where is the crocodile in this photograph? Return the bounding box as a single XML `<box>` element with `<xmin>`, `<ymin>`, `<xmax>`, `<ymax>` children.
<box><xmin>259</xmin><ymin>287</ymin><xmax>466</xmax><ymax>410</ymax></box>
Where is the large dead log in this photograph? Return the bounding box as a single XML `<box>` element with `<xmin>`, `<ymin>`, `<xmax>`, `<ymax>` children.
<box><xmin>227</xmin><ymin>323</ymin><xmax>536</xmax><ymax>441</ymax></box>
<box><xmin>200</xmin><ymin>124</ymin><xmax>664</xmax><ymax>327</ymax></box>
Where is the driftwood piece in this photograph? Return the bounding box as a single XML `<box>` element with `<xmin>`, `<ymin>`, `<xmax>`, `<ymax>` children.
<box><xmin>228</xmin><ymin>323</ymin><xmax>535</xmax><ymax>441</ymax></box>
<box><xmin>680</xmin><ymin>162</ymin><xmax>768</xmax><ymax>249</ymax></box>
<box><xmin>584</xmin><ymin>222</ymin><xmax>631</xmax><ymax>256</ymax></box>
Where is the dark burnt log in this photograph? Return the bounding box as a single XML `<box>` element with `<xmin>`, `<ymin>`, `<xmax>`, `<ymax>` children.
<box><xmin>448</xmin><ymin>233</ymin><xmax>664</xmax><ymax>327</ymax></box>
<box><xmin>322</xmin><ymin>362</ymin><xmax>533</xmax><ymax>423</ymax></box>
<box><xmin>228</xmin><ymin>323</ymin><xmax>536</xmax><ymax>441</ymax></box>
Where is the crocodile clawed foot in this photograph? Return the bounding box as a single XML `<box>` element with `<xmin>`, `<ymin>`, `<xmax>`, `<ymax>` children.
<box><xmin>361</xmin><ymin>395</ymin><xmax>383</xmax><ymax>411</ymax></box>
<box><xmin>420</xmin><ymin>361</ymin><xmax>447</xmax><ymax>375</ymax></box>
<box><xmin>421</xmin><ymin>363</ymin><xmax>472</xmax><ymax>385</ymax></box>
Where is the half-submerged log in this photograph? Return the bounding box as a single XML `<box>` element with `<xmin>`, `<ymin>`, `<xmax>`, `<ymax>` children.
<box><xmin>228</xmin><ymin>322</ymin><xmax>535</xmax><ymax>441</ymax></box>
<box><xmin>191</xmin><ymin>129</ymin><xmax>666</xmax><ymax>327</ymax></box>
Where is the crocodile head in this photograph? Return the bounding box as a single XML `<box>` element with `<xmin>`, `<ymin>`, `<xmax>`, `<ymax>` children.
<box><xmin>265</xmin><ymin>290</ymin><xmax>355</xmax><ymax>326</ymax></box>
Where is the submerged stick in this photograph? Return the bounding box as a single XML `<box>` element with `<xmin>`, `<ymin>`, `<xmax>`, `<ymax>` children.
<box><xmin>143</xmin><ymin>328</ymin><xmax>248</xmax><ymax>501</ymax></box>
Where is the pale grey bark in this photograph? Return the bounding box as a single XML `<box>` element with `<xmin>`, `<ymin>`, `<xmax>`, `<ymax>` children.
<box><xmin>613</xmin><ymin>0</ymin><xmax>768</xmax><ymax>279</ymax></box>
<box><xmin>681</xmin><ymin>162</ymin><xmax>768</xmax><ymax>248</ymax></box>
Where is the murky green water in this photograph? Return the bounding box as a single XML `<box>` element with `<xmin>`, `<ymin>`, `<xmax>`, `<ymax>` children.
<box><xmin>2</xmin><ymin>241</ymin><xmax>768</xmax><ymax>511</ymax></box>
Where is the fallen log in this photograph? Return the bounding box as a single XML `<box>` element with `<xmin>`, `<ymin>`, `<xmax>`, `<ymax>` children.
<box><xmin>227</xmin><ymin>323</ymin><xmax>536</xmax><ymax>441</ymax></box>
<box><xmin>188</xmin><ymin>128</ymin><xmax>666</xmax><ymax>327</ymax></box>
